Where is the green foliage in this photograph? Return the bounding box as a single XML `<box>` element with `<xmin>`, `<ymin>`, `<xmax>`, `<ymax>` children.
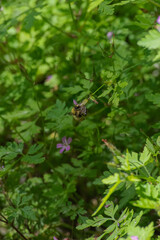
<box><xmin>21</xmin><ymin>144</ymin><xmax>45</xmax><ymax>164</ymax></box>
<box><xmin>0</xmin><ymin>0</ymin><xmax>160</xmax><ymax>239</ymax></box>
<box><xmin>138</xmin><ymin>30</ymin><xmax>160</xmax><ymax>49</ymax></box>
<box><xmin>77</xmin><ymin>202</ymin><xmax>144</xmax><ymax>240</ymax></box>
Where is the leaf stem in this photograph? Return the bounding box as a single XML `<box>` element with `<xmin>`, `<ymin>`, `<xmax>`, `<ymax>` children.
<box><xmin>148</xmin><ymin>0</ymin><xmax>160</xmax><ymax>7</ymax></box>
<box><xmin>13</xmin><ymin>126</ymin><xmax>27</xmax><ymax>143</ymax></box>
<box><xmin>67</xmin><ymin>0</ymin><xmax>77</xmax><ymax>28</ymax></box>
<box><xmin>10</xmin><ymin>223</ymin><xmax>28</xmax><ymax>240</ymax></box>
<box><xmin>41</xmin><ymin>15</ymin><xmax>67</xmax><ymax>36</ymax></box>
<box><xmin>18</xmin><ymin>64</ymin><xmax>46</xmax><ymax>146</ymax></box>
<box><xmin>0</xmin><ymin>213</ymin><xmax>28</xmax><ymax>240</ymax></box>
<box><xmin>92</xmin><ymin>84</ymin><xmax>106</xmax><ymax>96</ymax></box>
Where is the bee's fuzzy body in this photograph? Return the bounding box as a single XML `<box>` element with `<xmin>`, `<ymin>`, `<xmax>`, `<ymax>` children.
<box><xmin>71</xmin><ymin>103</ymin><xmax>87</xmax><ymax>120</ymax></box>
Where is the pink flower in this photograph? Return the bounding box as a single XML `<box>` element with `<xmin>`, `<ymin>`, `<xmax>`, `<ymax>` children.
<box><xmin>53</xmin><ymin>237</ymin><xmax>58</xmax><ymax>240</ymax></box>
<box><xmin>105</xmin><ymin>204</ymin><xmax>110</xmax><ymax>208</ymax></box>
<box><xmin>157</xmin><ymin>16</ymin><xmax>160</xmax><ymax>24</ymax></box>
<box><xmin>56</xmin><ymin>136</ymin><xmax>72</xmax><ymax>153</ymax></box>
<box><xmin>107</xmin><ymin>31</ymin><xmax>113</xmax><ymax>40</ymax></box>
<box><xmin>131</xmin><ymin>236</ymin><xmax>139</xmax><ymax>240</ymax></box>
<box><xmin>46</xmin><ymin>75</ymin><xmax>52</xmax><ymax>82</ymax></box>
<box><xmin>73</xmin><ymin>99</ymin><xmax>78</xmax><ymax>105</ymax></box>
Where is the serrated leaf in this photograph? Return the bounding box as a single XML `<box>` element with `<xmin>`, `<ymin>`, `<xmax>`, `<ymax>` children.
<box><xmin>102</xmin><ymin>173</ymin><xmax>120</xmax><ymax>185</ymax></box>
<box><xmin>146</xmin><ymin>139</ymin><xmax>155</xmax><ymax>154</ymax></box>
<box><xmin>146</xmin><ymin>93</ymin><xmax>160</xmax><ymax>107</ymax></box>
<box><xmin>127</xmin><ymin>222</ymin><xmax>154</xmax><ymax>240</ymax></box>
<box><xmin>88</xmin><ymin>0</ymin><xmax>105</xmax><ymax>12</ymax></box>
<box><xmin>22</xmin><ymin>152</ymin><xmax>45</xmax><ymax>164</ymax></box>
<box><xmin>140</xmin><ymin>146</ymin><xmax>151</xmax><ymax>164</ymax></box>
<box><xmin>28</xmin><ymin>143</ymin><xmax>44</xmax><ymax>155</ymax></box>
<box><xmin>76</xmin><ymin>215</ymin><xmax>108</xmax><ymax>230</ymax></box>
<box><xmin>23</xmin><ymin>10</ymin><xmax>38</xmax><ymax>31</ymax></box>
<box><xmin>64</xmin><ymin>85</ymin><xmax>83</xmax><ymax>94</ymax></box>
<box><xmin>21</xmin><ymin>144</ymin><xmax>45</xmax><ymax>164</ymax></box>
<box><xmin>16</xmin><ymin>121</ymin><xmax>40</xmax><ymax>142</ymax></box>
<box><xmin>138</xmin><ymin>30</ymin><xmax>160</xmax><ymax>49</ymax></box>
<box><xmin>45</xmin><ymin>100</ymin><xmax>71</xmax><ymax>131</ymax></box>
<box><xmin>99</xmin><ymin>2</ymin><xmax>114</xmax><ymax>16</ymax></box>
<box><xmin>98</xmin><ymin>88</ymin><xmax>112</xmax><ymax>98</ymax></box>
<box><xmin>0</xmin><ymin>142</ymin><xmax>24</xmax><ymax>160</ymax></box>
<box><xmin>21</xmin><ymin>206</ymin><xmax>37</xmax><ymax>220</ymax></box>
<box><xmin>157</xmin><ymin>136</ymin><xmax>160</xmax><ymax>147</ymax></box>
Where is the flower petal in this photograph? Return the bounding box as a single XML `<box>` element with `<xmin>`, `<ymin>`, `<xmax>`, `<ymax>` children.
<box><xmin>62</xmin><ymin>136</ymin><xmax>67</xmax><ymax>144</ymax></box>
<box><xmin>73</xmin><ymin>99</ymin><xmax>78</xmax><ymax>105</ymax></box>
<box><xmin>65</xmin><ymin>145</ymin><xmax>70</xmax><ymax>151</ymax></box>
<box><xmin>67</xmin><ymin>137</ymin><xmax>72</xmax><ymax>144</ymax></box>
<box><xmin>107</xmin><ymin>31</ymin><xmax>113</xmax><ymax>40</ymax></box>
<box><xmin>59</xmin><ymin>147</ymin><xmax>65</xmax><ymax>153</ymax></box>
<box><xmin>56</xmin><ymin>143</ymin><xmax>63</xmax><ymax>148</ymax></box>
<box><xmin>131</xmin><ymin>237</ymin><xmax>139</xmax><ymax>240</ymax></box>
<box><xmin>157</xmin><ymin>16</ymin><xmax>160</xmax><ymax>24</ymax></box>
<box><xmin>53</xmin><ymin>237</ymin><xmax>58</xmax><ymax>240</ymax></box>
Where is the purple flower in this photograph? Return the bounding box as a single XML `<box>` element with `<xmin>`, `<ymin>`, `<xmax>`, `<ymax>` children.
<box><xmin>157</xmin><ymin>16</ymin><xmax>160</xmax><ymax>24</ymax></box>
<box><xmin>0</xmin><ymin>165</ymin><xmax>4</xmax><ymax>170</ymax></box>
<box><xmin>56</xmin><ymin>136</ymin><xmax>72</xmax><ymax>153</ymax></box>
<box><xmin>53</xmin><ymin>237</ymin><xmax>58</xmax><ymax>240</ymax></box>
<box><xmin>105</xmin><ymin>204</ymin><xmax>111</xmax><ymax>208</ymax></box>
<box><xmin>46</xmin><ymin>75</ymin><xmax>52</xmax><ymax>82</ymax></box>
<box><xmin>107</xmin><ymin>31</ymin><xmax>113</xmax><ymax>40</ymax></box>
<box><xmin>73</xmin><ymin>99</ymin><xmax>78</xmax><ymax>105</ymax></box>
<box><xmin>131</xmin><ymin>236</ymin><xmax>139</xmax><ymax>240</ymax></box>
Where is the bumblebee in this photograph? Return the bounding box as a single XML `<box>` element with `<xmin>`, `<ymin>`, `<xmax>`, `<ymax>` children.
<box><xmin>71</xmin><ymin>99</ymin><xmax>88</xmax><ymax>120</ymax></box>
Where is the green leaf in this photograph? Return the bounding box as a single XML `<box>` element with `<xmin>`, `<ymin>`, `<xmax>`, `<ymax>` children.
<box><xmin>146</xmin><ymin>93</ymin><xmax>160</xmax><ymax>107</ymax></box>
<box><xmin>28</xmin><ymin>143</ymin><xmax>44</xmax><ymax>155</ymax></box>
<box><xmin>22</xmin><ymin>152</ymin><xmax>45</xmax><ymax>164</ymax></box>
<box><xmin>146</xmin><ymin>139</ymin><xmax>155</xmax><ymax>154</ymax></box>
<box><xmin>104</xmin><ymin>202</ymin><xmax>118</xmax><ymax>218</ymax></box>
<box><xmin>127</xmin><ymin>222</ymin><xmax>154</xmax><ymax>240</ymax></box>
<box><xmin>45</xmin><ymin>99</ymin><xmax>71</xmax><ymax>131</ymax></box>
<box><xmin>0</xmin><ymin>142</ymin><xmax>24</xmax><ymax>160</ymax></box>
<box><xmin>76</xmin><ymin>215</ymin><xmax>108</xmax><ymax>230</ymax></box>
<box><xmin>102</xmin><ymin>173</ymin><xmax>120</xmax><ymax>184</ymax></box>
<box><xmin>16</xmin><ymin>121</ymin><xmax>40</xmax><ymax>142</ymax></box>
<box><xmin>23</xmin><ymin>10</ymin><xmax>39</xmax><ymax>31</ymax></box>
<box><xmin>138</xmin><ymin>30</ymin><xmax>160</xmax><ymax>50</ymax></box>
<box><xmin>64</xmin><ymin>85</ymin><xmax>83</xmax><ymax>94</ymax></box>
<box><xmin>157</xmin><ymin>136</ymin><xmax>160</xmax><ymax>147</ymax></box>
<box><xmin>135</xmin><ymin>14</ymin><xmax>154</xmax><ymax>30</ymax></box>
<box><xmin>21</xmin><ymin>144</ymin><xmax>45</xmax><ymax>164</ymax></box>
<box><xmin>113</xmin><ymin>0</ymin><xmax>135</xmax><ymax>6</ymax></box>
<box><xmin>99</xmin><ymin>2</ymin><xmax>114</xmax><ymax>16</ymax></box>
<box><xmin>88</xmin><ymin>0</ymin><xmax>105</xmax><ymax>12</ymax></box>
<box><xmin>140</xmin><ymin>146</ymin><xmax>151</xmax><ymax>164</ymax></box>
<box><xmin>21</xmin><ymin>206</ymin><xmax>37</xmax><ymax>220</ymax></box>
<box><xmin>92</xmin><ymin>179</ymin><xmax>122</xmax><ymax>216</ymax></box>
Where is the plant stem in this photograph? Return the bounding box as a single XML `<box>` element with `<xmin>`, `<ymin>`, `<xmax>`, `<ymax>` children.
<box><xmin>41</xmin><ymin>15</ymin><xmax>77</xmax><ymax>38</ymax></box>
<box><xmin>13</xmin><ymin>126</ymin><xmax>27</xmax><ymax>143</ymax></box>
<box><xmin>92</xmin><ymin>84</ymin><xmax>106</xmax><ymax>96</ymax></box>
<box><xmin>0</xmin><ymin>218</ymin><xmax>7</xmax><ymax>223</ymax></box>
<box><xmin>67</xmin><ymin>0</ymin><xmax>77</xmax><ymax>28</ymax></box>
<box><xmin>18</xmin><ymin>63</ymin><xmax>46</xmax><ymax>146</ymax></box>
<box><xmin>0</xmin><ymin>213</ymin><xmax>28</xmax><ymax>240</ymax></box>
<box><xmin>148</xmin><ymin>0</ymin><xmax>160</xmax><ymax>7</ymax></box>
<box><xmin>41</xmin><ymin>15</ymin><xmax>67</xmax><ymax>36</ymax></box>
<box><xmin>10</xmin><ymin>223</ymin><xmax>28</xmax><ymax>240</ymax></box>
